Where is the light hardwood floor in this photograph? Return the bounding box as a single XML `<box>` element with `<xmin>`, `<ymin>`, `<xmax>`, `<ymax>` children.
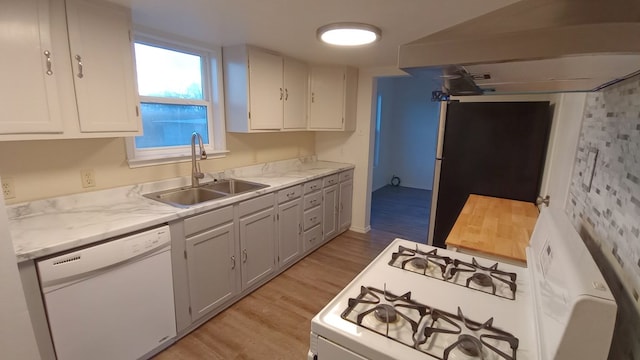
<box><xmin>153</xmin><ymin>230</ymin><xmax>398</xmax><ymax>360</ymax></box>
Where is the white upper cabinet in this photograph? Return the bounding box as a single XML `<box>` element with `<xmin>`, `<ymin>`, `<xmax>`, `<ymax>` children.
<box><xmin>247</xmin><ymin>49</ymin><xmax>283</xmax><ymax>130</ymax></box>
<box><xmin>66</xmin><ymin>0</ymin><xmax>140</xmax><ymax>133</ymax></box>
<box><xmin>223</xmin><ymin>45</ymin><xmax>308</xmax><ymax>132</ymax></box>
<box><xmin>0</xmin><ymin>0</ymin><xmax>141</xmax><ymax>140</ymax></box>
<box><xmin>283</xmin><ymin>58</ymin><xmax>308</xmax><ymax>130</ymax></box>
<box><xmin>308</xmin><ymin>65</ymin><xmax>358</xmax><ymax>131</ymax></box>
<box><xmin>0</xmin><ymin>0</ymin><xmax>63</xmax><ymax>135</ymax></box>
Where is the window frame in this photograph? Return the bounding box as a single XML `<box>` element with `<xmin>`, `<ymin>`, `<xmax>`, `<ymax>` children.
<box><xmin>125</xmin><ymin>32</ymin><xmax>228</xmax><ymax>167</ymax></box>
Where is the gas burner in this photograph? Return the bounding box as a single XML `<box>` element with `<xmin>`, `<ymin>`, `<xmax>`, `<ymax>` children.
<box><xmin>471</xmin><ymin>273</ymin><xmax>493</xmax><ymax>287</ymax></box>
<box><xmin>410</xmin><ymin>257</ymin><xmax>429</xmax><ymax>270</ymax></box>
<box><xmin>456</xmin><ymin>334</ymin><xmax>483</xmax><ymax>357</ymax></box>
<box><xmin>389</xmin><ymin>245</ymin><xmax>452</xmax><ymax>279</ymax></box>
<box><xmin>449</xmin><ymin>258</ymin><xmax>518</xmax><ymax>300</ymax></box>
<box><xmin>342</xmin><ymin>287</ymin><xmax>519</xmax><ymax>360</ymax></box>
<box><xmin>374</xmin><ymin>304</ymin><xmax>398</xmax><ymax>323</ymax></box>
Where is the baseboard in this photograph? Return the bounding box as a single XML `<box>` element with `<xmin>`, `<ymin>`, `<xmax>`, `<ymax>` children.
<box><xmin>349</xmin><ymin>225</ymin><xmax>371</xmax><ymax>233</ymax></box>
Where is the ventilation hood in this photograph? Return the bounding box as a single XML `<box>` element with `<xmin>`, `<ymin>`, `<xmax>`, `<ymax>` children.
<box><xmin>398</xmin><ymin>0</ymin><xmax>640</xmax><ymax>95</ymax></box>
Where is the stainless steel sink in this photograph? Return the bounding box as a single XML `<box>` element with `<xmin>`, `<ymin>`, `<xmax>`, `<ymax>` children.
<box><xmin>143</xmin><ymin>179</ymin><xmax>269</xmax><ymax>207</ymax></box>
<box><xmin>144</xmin><ymin>187</ymin><xmax>227</xmax><ymax>207</ymax></box>
<box><xmin>200</xmin><ymin>179</ymin><xmax>269</xmax><ymax>195</ymax></box>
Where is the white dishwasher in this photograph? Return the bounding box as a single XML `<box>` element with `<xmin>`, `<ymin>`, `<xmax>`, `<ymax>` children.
<box><xmin>37</xmin><ymin>225</ymin><xmax>176</xmax><ymax>360</ymax></box>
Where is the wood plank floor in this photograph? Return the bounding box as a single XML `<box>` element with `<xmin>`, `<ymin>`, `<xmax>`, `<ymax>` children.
<box><xmin>371</xmin><ymin>185</ymin><xmax>432</xmax><ymax>244</ymax></box>
<box><xmin>153</xmin><ymin>230</ymin><xmax>399</xmax><ymax>360</ymax></box>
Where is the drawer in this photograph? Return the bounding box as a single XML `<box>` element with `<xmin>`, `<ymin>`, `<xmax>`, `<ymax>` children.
<box><xmin>184</xmin><ymin>205</ymin><xmax>234</xmax><ymax>237</ymax></box>
<box><xmin>323</xmin><ymin>174</ymin><xmax>339</xmax><ymax>187</ymax></box>
<box><xmin>304</xmin><ymin>179</ymin><xmax>322</xmax><ymax>194</ymax></box>
<box><xmin>238</xmin><ymin>193</ymin><xmax>275</xmax><ymax>218</ymax></box>
<box><xmin>303</xmin><ymin>224</ymin><xmax>323</xmax><ymax>252</ymax></box>
<box><xmin>339</xmin><ymin>169</ymin><xmax>353</xmax><ymax>182</ymax></box>
<box><xmin>303</xmin><ymin>191</ymin><xmax>322</xmax><ymax>210</ymax></box>
<box><xmin>277</xmin><ymin>185</ymin><xmax>302</xmax><ymax>203</ymax></box>
<box><xmin>303</xmin><ymin>206</ymin><xmax>322</xmax><ymax>230</ymax></box>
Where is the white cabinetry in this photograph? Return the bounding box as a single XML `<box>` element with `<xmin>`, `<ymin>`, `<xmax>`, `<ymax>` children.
<box><xmin>0</xmin><ymin>0</ymin><xmax>141</xmax><ymax>140</ymax></box>
<box><xmin>303</xmin><ymin>179</ymin><xmax>323</xmax><ymax>253</ymax></box>
<box><xmin>0</xmin><ymin>0</ymin><xmax>62</xmax><ymax>134</ymax></box>
<box><xmin>184</xmin><ymin>207</ymin><xmax>237</xmax><ymax>322</ymax></box>
<box><xmin>224</xmin><ymin>45</ymin><xmax>308</xmax><ymax>132</ymax></box>
<box><xmin>322</xmin><ymin>174</ymin><xmax>339</xmax><ymax>241</ymax></box>
<box><xmin>238</xmin><ymin>194</ymin><xmax>277</xmax><ymax>290</ymax></box>
<box><xmin>338</xmin><ymin>170</ymin><xmax>354</xmax><ymax>232</ymax></box>
<box><xmin>277</xmin><ymin>186</ymin><xmax>303</xmax><ymax>269</ymax></box>
<box><xmin>65</xmin><ymin>0</ymin><xmax>140</xmax><ymax>133</ymax></box>
<box><xmin>308</xmin><ymin>66</ymin><xmax>358</xmax><ymax>131</ymax></box>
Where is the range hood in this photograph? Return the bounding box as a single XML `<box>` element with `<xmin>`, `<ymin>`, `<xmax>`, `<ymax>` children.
<box><xmin>398</xmin><ymin>0</ymin><xmax>640</xmax><ymax>95</ymax></box>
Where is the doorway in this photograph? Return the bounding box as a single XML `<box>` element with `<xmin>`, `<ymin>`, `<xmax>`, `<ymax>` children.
<box><xmin>370</xmin><ymin>75</ymin><xmax>441</xmax><ymax>243</ymax></box>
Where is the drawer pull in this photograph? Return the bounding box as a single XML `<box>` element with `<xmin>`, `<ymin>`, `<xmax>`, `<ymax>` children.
<box><xmin>242</xmin><ymin>249</ymin><xmax>248</xmax><ymax>263</ymax></box>
<box><xmin>231</xmin><ymin>255</ymin><xmax>236</xmax><ymax>269</ymax></box>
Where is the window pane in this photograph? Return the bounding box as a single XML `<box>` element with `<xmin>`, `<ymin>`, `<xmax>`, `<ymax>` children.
<box><xmin>135</xmin><ymin>43</ymin><xmax>203</xmax><ymax>99</ymax></box>
<box><xmin>135</xmin><ymin>103</ymin><xmax>209</xmax><ymax>148</ymax></box>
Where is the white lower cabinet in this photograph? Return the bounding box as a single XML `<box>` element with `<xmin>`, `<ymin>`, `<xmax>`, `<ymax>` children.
<box><xmin>239</xmin><ymin>194</ymin><xmax>277</xmax><ymax>290</ymax></box>
<box><xmin>277</xmin><ymin>186</ymin><xmax>303</xmax><ymax>269</ymax></box>
<box><xmin>338</xmin><ymin>170</ymin><xmax>354</xmax><ymax>232</ymax></box>
<box><xmin>322</xmin><ymin>177</ymin><xmax>339</xmax><ymax>241</ymax></box>
<box><xmin>184</xmin><ymin>206</ymin><xmax>237</xmax><ymax>322</ymax></box>
<box><xmin>177</xmin><ymin>172</ymin><xmax>353</xmax><ymax>334</ymax></box>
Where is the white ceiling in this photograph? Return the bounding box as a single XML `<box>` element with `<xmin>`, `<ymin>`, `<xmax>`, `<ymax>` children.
<box><xmin>108</xmin><ymin>0</ymin><xmax>519</xmax><ymax>68</ymax></box>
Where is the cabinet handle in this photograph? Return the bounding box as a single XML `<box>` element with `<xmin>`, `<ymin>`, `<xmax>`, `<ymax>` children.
<box><xmin>231</xmin><ymin>255</ymin><xmax>236</xmax><ymax>269</ymax></box>
<box><xmin>75</xmin><ymin>54</ymin><xmax>84</xmax><ymax>78</ymax></box>
<box><xmin>242</xmin><ymin>249</ymin><xmax>248</xmax><ymax>263</ymax></box>
<box><xmin>43</xmin><ymin>50</ymin><xmax>53</xmax><ymax>75</ymax></box>
<box><xmin>279</xmin><ymin>87</ymin><xmax>283</xmax><ymax>100</ymax></box>
<box><xmin>285</xmin><ymin>88</ymin><xmax>289</xmax><ymax>100</ymax></box>
<box><xmin>311</xmin><ymin>92</ymin><xmax>315</xmax><ymax>103</ymax></box>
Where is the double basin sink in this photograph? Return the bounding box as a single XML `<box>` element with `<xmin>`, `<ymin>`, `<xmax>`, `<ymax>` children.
<box><xmin>144</xmin><ymin>179</ymin><xmax>269</xmax><ymax>208</ymax></box>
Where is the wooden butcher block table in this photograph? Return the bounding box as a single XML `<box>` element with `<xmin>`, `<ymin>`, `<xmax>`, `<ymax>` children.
<box><xmin>445</xmin><ymin>194</ymin><xmax>539</xmax><ymax>266</ymax></box>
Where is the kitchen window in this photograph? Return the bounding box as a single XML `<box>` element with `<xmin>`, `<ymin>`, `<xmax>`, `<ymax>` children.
<box><xmin>126</xmin><ymin>34</ymin><xmax>227</xmax><ymax>166</ymax></box>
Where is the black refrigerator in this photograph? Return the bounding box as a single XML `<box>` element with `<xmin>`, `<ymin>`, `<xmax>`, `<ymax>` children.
<box><xmin>430</xmin><ymin>101</ymin><xmax>551</xmax><ymax>248</ymax></box>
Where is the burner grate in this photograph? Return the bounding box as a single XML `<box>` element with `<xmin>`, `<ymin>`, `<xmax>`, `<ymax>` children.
<box><xmin>388</xmin><ymin>245</ymin><xmax>518</xmax><ymax>300</ymax></box>
<box><xmin>341</xmin><ymin>286</ymin><xmax>519</xmax><ymax>360</ymax></box>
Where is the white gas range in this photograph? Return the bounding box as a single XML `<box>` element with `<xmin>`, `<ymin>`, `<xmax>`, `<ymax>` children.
<box><xmin>308</xmin><ymin>207</ymin><xmax>617</xmax><ymax>360</ymax></box>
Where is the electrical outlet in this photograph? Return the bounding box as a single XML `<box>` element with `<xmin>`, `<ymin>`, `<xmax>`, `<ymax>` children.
<box><xmin>80</xmin><ymin>169</ymin><xmax>96</xmax><ymax>188</ymax></box>
<box><xmin>2</xmin><ymin>177</ymin><xmax>15</xmax><ymax>199</ymax></box>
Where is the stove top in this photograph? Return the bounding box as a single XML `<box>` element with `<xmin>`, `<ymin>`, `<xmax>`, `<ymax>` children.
<box><xmin>388</xmin><ymin>245</ymin><xmax>518</xmax><ymax>300</ymax></box>
<box><xmin>341</xmin><ymin>285</ymin><xmax>519</xmax><ymax>360</ymax></box>
<box><xmin>310</xmin><ymin>238</ymin><xmax>535</xmax><ymax>360</ymax></box>
<box><xmin>310</xmin><ymin>209</ymin><xmax>617</xmax><ymax>360</ymax></box>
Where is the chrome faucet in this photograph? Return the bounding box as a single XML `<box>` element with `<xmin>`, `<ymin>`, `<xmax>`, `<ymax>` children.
<box><xmin>191</xmin><ymin>132</ymin><xmax>207</xmax><ymax>187</ymax></box>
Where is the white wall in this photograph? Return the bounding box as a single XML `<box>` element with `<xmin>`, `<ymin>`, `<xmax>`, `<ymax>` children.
<box><xmin>0</xmin><ymin>184</ymin><xmax>40</xmax><ymax>360</ymax></box>
<box><xmin>372</xmin><ymin>76</ymin><xmax>441</xmax><ymax>191</ymax></box>
<box><xmin>316</xmin><ymin>66</ymin><xmax>406</xmax><ymax>233</ymax></box>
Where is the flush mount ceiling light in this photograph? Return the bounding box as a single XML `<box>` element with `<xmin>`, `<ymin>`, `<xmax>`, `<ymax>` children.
<box><xmin>317</xmin><ymin>23</ymin><xmax>381</xmax><ymax>46</ymax></box>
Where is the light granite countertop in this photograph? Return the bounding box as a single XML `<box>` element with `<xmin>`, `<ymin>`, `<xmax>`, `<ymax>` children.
<box><xmin>8</xmin><ymin>157</ymin><xmax>353</xmax><ymax>262</ymax></box>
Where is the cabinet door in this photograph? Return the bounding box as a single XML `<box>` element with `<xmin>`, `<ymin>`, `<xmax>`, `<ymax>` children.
<box><xmin>239</xmin><ymin>207</ymin><xmax>276</xmax><ymax>290</ymax></box>
<box><xmin>323</xmin><ymin>184</ymin><xmax>339</xmax><ymax>241</ymax></box>
<box><xmin>0</xmin><ymin>0</ymin><xmax>63</xmax><ymax>134</ymax></box>
<box><xmin>308</xmin><ymin>66</ymin><xmax>344</xmax><ymax>130</ymax></box>
<box><xmin>339</xmin><ymin>179</ymin><xmax>353</xmax><ymax>232</ymax></box>
<box><xmin>278</xmin><ymin>198</ymin><xmax>303</xmax><ymax>269</ymax></box>
<box><xmin>185</xmin><ymin>222</ymin><xmax>236</xmax><ymax>322</ymax></box>
<box><xmin>248</xmin><ymin>49</ymin><xmax>283</xmax><ymax>130</ymax></box>
<box><xmin>283</xmin><ymin>58</ymin><xmax>308</xmax><ymax>129</ymax></box>
<box><xmin>66</xmin><ymin>0</ymin><xmax>140</xmax><ymax>133</ymax></box>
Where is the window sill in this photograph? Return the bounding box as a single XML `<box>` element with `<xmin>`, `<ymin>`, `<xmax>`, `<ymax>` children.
<box><xmin>127</xmin><ymin>149</ymin><xmax>230</xmax><ymax>168</ymax></box>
